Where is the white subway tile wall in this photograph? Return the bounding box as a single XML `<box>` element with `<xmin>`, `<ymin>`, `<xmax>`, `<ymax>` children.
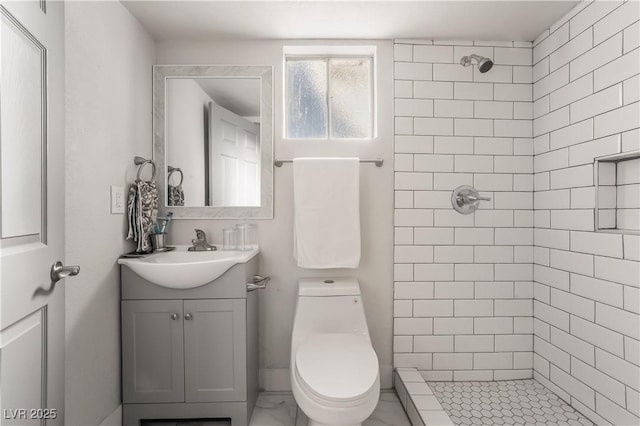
<box><xmin>394</xmin><ymin>40</ymin><xmax>535</xmax><ymax>382</ymax></box>
<box><xmin>532</xmin><ymin>2</ymin><xmax>639</xmax><ymax>425</ymax></box>
<box><xmin>393</xmin><ymin>3</ymin><xmax>640</xmax><ymax>426</ymax></box>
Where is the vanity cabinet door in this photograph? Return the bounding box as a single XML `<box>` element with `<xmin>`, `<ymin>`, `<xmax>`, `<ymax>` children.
<box><xmin>184</xmin><ymin>299</ymin><xmax>247</xmax><ymax>402</ymax></box>
<box><xmin>121</xmin><ymin>300</ymin><xmax>185</xmax><ymax>403</ymax></box>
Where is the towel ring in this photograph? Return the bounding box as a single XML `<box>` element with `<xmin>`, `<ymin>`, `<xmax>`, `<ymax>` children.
<box><xmin>168</xmin><ymin>166</ymin><xmax>184</xmax><ymax>186</ymax></box>
<box><xmin>134</xmin><ymin>156</ymin><xmax>156</xmax><ymax>182</ymax></box>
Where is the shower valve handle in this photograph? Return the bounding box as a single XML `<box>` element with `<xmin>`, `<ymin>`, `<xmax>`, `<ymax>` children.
<box><xmin>451</xmin><ymin>185</ymin><xmax>490</xmax><ymax>214</ymax></box>
<box><xmin>462</xmin><ymin>194</ymin><xmax>491</xmax><ymax>203</ymax></box>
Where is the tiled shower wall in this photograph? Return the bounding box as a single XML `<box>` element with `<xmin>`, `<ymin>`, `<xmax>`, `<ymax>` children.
<box><xmin>392</xmin><ymin>40</ymin><xmax>535</xmax><ymax>381</ymax></box>
<box><xmin>393</xmin><ymin>2</ymin><xmax>640</xmax><ymax>426</ymax></box>
<box><xmin>531</xmin><ymin>2</ymin><xmax>639</xmax><ymax>425</ymax></box>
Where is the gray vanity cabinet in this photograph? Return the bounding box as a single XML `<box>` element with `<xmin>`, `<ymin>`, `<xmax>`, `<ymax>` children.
<box><xmin>120</xmin><ymin>256</ymin><xmax>258</xmax><ymax>426</ymax></box>
<box><xmin>183</xmin><ymin>299</ymin><xmax>246</xmax><ymax>402</ymax></box>
<box><xmin>121</xmin><ymin>299</ymin><xmax>185</xmax><ymax>403</ymax></box>
<box><xmin>121</xmin><ymin>299</ymin><xmax>246</xmax><ymax>404</ymax></box>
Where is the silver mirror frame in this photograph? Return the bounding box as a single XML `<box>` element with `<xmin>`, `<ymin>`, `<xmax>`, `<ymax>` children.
<box><xmin>153</xmin><ymin>65</ymin><xmax>274</xmax><ymax>219</ymax></box>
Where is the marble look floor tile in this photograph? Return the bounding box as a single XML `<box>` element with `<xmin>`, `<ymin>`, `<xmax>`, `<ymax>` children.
<box><xmin>250</xmin><ymin>393</ymin><xmax>298</xmax><ymax>426</ymax></box>
<box><xmin>363</xmin><ymin>392</ymin><xmax>412</xmax><ymax>426</ymax></box>
<box><xmin>251</xmin><ymin>391</ymin><xmax>410</xmax><ymax>426</ymax></box>
<box><xmin>295</xmin><ymin>408</ymin><xmax>309</xmax><ymax>426</ymax></box>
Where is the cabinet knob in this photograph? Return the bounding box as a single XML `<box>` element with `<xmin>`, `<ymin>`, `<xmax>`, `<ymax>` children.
<box><xmin>171</xmin><ymin>313</ymin><xmax>179</xmax><ymax>320</ymax></box>
<box><xmin>184</xmin><ymin>313</ymin><xmax>193</xmax><ymax>320</ymax></box>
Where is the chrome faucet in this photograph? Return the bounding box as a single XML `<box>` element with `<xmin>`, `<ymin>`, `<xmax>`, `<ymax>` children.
<box><xmin>188</xmin><ymin>229</ymin><xmax>217</xmax><ymax>251</ymax></box>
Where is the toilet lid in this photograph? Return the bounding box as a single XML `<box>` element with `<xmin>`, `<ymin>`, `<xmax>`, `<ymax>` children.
<box><xmin>295</xmin><ymin>333</ymin><xmax>379</xmax><ymax>402</ymax></box>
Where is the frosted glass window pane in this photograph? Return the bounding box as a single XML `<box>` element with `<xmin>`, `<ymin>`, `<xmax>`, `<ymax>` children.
<box><xmin>329</xmin><ymin>58</ymin><xmax>372</xmax><ymax>139</ymax></box>
<box><xmin>286</xmin><ymin>60</ymin><xmax>327</xmax><ymax>138</ymax></box>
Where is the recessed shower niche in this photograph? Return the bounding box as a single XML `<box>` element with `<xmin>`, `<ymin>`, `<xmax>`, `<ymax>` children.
<box><xmin>595</xmin><ymin>151</ymin><xmax>640</xmax><ymax>233</ymax></box>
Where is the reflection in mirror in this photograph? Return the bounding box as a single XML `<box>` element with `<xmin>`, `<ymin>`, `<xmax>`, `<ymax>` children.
<box><xmin>167</xmin><ymin>166</ymin><xmax>184</xmax><ymax>206</ymax></box>
<box><xmin>154</xmin><ymin>66</ymin><xmax>273</xmax><ymax>219</ymax></box>
<box><xmin>166</xmin><ymin>78</ymin><xmax>261</xmax><ymax>207</ymax></box>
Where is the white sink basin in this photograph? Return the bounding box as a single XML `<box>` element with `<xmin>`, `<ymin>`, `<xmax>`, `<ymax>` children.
<box><xmin>118</xmin><ymin>246</ymin><xmax>259</xmax><ymax>289</ymax></box>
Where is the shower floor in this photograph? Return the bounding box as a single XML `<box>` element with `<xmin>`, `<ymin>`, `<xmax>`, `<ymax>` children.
<box><xmin>428</xmin><ymin>379</ymin><xmax>594</xmax><ymax>426</ymax></box>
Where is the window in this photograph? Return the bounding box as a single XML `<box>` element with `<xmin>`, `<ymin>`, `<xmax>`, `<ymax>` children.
<box><xmin>285</xmin><ymin>54</ymin><xmax>374</xmax><ymax>140</ymax></box>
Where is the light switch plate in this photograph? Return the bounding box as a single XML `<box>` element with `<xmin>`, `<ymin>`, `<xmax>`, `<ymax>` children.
<box><xmin>111</xmin><ymin>185</ymin><xmax>125</xmax><ymax>214</ymax></box>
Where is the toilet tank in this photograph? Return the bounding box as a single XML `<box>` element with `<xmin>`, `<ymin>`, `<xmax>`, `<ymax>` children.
<box><xmin>291</xmin><ymin>278</ymin><xmax>371</xmax><ymax>347</ymax></box>
<box><xmin>298</xmin><ymin>277</ymin><xmax>361</xmax><ymax>296</ymax></box>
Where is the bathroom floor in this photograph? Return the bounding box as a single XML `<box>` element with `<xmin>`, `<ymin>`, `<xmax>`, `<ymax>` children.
<box><xmin>142</xmin><ymin>391</ymin><xmax>410</xmax><ymax>426</ymax></box>
<box><xmin>250</xmin><ymin>391</ymin><xmax>411</xmax><ymax>426</ymax></box>
<box><xmin>428</xmin><ymin>380</ymin><xmax>594</xmax><ymax>426</ymax></box>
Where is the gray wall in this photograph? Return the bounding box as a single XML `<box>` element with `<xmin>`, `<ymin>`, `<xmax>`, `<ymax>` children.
<box><xmin>64</xmin><ymin>2</ymin><xmax>155</xmax><ymax>424</ymax></box>
<box><xmin>167</xmin><ymin>79</ymin><xmax>211</xmax><ymax>207</ymax></box>
<box><xmin>157</xmin><ymin>39</ymin><xmax>395</xmax><ymax>390</ymax></box>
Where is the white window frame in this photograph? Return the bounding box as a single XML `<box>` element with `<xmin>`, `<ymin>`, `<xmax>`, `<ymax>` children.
<box><xmin>283</xmin><ymin>46</ymin><xmax>377</xmax><ymax>141</ymax></box>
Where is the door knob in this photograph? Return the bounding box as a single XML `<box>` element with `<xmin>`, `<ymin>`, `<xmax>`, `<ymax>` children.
<box><xmin>184</xmin><ymin>313</ymin><xmax>193</xmax><ymax>320</ymax></box>
<box><xmin>50</xmin><ymin>261</ymin><xmax>80</xmax><ymax>284</ymax></box>
<box><xmin>171</xmin><ymin>313</ymin><xmax>179</xmax><ymax>320</ymax></box>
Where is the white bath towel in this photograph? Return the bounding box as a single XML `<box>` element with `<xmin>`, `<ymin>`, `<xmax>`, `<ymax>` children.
<box><xmin>293</xmin><ymin>157</ymin><xmax>361</xmax><ymax>268</ymax></box>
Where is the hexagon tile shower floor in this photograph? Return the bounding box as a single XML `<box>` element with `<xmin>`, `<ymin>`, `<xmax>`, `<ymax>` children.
<box><xmin>428</xmin><ymin>380</ymin><xmax>594</xmax><ymax>426</ymax></box>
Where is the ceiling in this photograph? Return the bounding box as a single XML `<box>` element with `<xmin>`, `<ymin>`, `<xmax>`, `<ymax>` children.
<box><xmin>123</xmin><ymin>1</ymin><xmax>580</xmax><ymax>42</ymax></box>
<box><xmin>195</xmin><ymin>78</ymin><xmax>261</xmax><ymax>117</ymax></box>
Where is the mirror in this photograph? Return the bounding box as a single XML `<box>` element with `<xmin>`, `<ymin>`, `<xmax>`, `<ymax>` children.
<box><xmin>153</xmin><ymin>65</ymin><xmax>273</xmax><ymax>218</ymax></box>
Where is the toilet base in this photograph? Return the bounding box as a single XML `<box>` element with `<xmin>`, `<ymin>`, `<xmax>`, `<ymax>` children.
<box><xmin>308</xmin><ymin>420</ymin><xmax>360</xmax><ymax>426</ymax></box>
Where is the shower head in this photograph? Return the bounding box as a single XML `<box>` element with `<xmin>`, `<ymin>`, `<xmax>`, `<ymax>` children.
<box><xmin>460</xmin><ymin>54</ymin><xmax>494</xmax><ymax>73</ymax></box>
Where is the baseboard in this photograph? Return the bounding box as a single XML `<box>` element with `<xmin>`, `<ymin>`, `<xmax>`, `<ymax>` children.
<box><xmin>99</xmin><ymin>405</ymin><xmax>122</xmax><ymax>426</ymax></box>
<box><xmin>260</xmin><ymin>368</ymin><xmax>291</xmax><ymax>391</ymax></box>
<box><xmin>379</xmin><ymin>363</ymin><xmax>393</xmax><ymax>389</ymax></box>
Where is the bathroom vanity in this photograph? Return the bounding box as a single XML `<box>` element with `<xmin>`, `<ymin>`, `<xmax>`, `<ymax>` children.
<box><xmin>119</xmin><ymin>252</ymin><xmax>259</xmax><ymax>426</ymax></box>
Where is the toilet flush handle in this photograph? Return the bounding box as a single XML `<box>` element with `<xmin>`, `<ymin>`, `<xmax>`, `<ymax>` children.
<box><xmin>247</xmin><ymin>275</ymin><xmax>271</xmax><ymax>292</ymax></box>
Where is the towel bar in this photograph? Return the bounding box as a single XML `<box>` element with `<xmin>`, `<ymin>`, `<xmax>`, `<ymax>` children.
<box><xmin>247</xmin><ymin>275</ymin><xmax>271</xmax><ymax>292</ymax></box>
<box><xmin>168</xmin><ymin>166</ymin><xmax>183</xmax><ymax>186</ymax></box>
<box><xmin>134</xmin><ymin>156</ymin><xmax>156</xmax><ymax>182</ymax></box>
<box><xmin>274</xmin><ymin>158</ymin><xmax>383</xmax><ymax>167</ymax></box>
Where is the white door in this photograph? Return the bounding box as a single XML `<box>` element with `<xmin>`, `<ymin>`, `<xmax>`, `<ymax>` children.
<box><xmin>208</xmin><ymin>102</ymin><xmax>260</xmax><ymax>207</ymax></box>
<box><xmin>1</xmin><ymin>2</ymin><xmax>70</xmax><ymax>424</ymax></box>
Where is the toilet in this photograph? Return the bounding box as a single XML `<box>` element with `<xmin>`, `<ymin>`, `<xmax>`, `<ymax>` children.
<box><xmin>290</xmin><ymin>278</ymin><xmax>380</xmax><ymax>426</ymax></box>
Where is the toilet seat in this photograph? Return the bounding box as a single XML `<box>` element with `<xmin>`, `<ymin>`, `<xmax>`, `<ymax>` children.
<box><xmin>295</xmin><ymin>333</ymin><xmax>378</xmax><ymax>404</ymax></box>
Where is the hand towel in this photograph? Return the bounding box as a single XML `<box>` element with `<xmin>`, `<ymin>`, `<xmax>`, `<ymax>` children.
<box><xmin>293</xmin><ymin>157</ymin><xmax>361</xmax><ymax>268</ymax></box>
<box><xmin>126</xmin><ymin>180</ymin><xmax>158</xmax><ymax>253</ymax></box>
<box><xmin>168</xmin><ymin>184</ymin><xmax>184</xmax><ymax>206</ymax></box>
